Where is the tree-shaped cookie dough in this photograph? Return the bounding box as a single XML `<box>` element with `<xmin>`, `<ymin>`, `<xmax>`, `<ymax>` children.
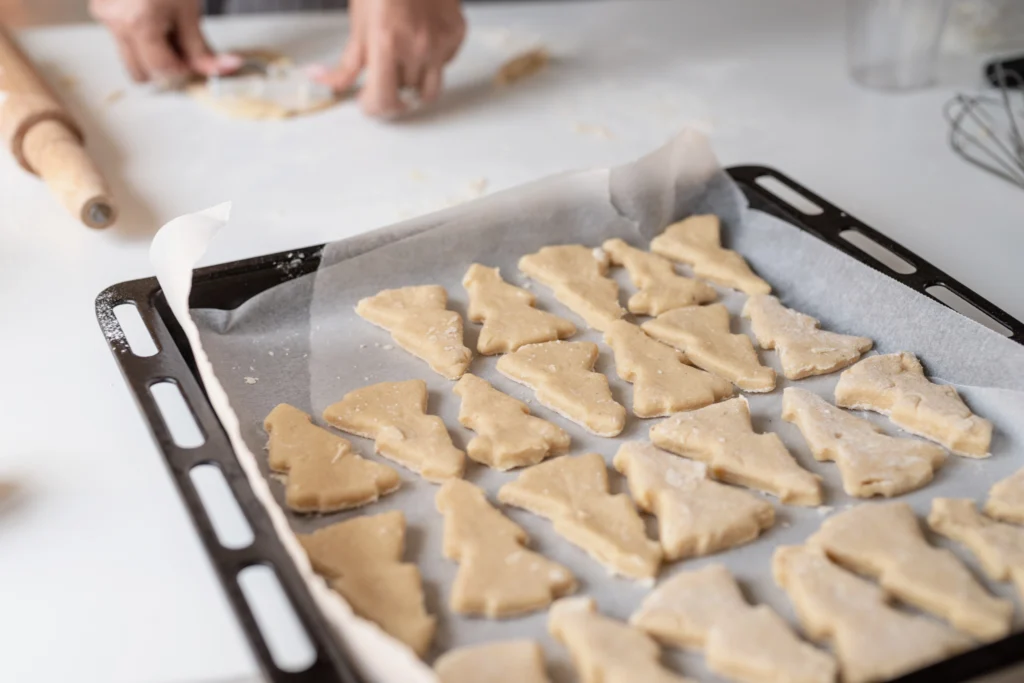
<box><xmin>650</xmin><ymin>397</ymin><xmax>822</xmax><ymax>506</ymax></box>
<box><xmin>518</xmin><ymin>245</ymin><xmax>625</xmax><ymax>331</ymax></box>
<box><xmin>548</xmin><ymin>597</ymin><xmax>692</xmax><ymax>683</ymax></box>
<box><xmin>298</xmin><ymin>511</ymin><xmax>436</xmax><ymax>657</ymax></box>
<box><xmin>987</xmin><ymin>468</ymin><xmax>1024</xmax><ymax>524</ymax></box>
<box><xmin>263</xmin><ymin>403</ymin><xmax>400</xmax><ymax>512</ymax></box>
<box><xmin>602</xmin><ymin>238</ymin><xmax>716</xmax><ymax>315</ymax></box>
<box><xmin>835</xmin><ymin>352</ymin><xmax>992</xmax><ymax>457</ymax></box>
<box><xmin>642</xmin><ymin>304</ymin><xmax>776</xmax><ymax>392</ymax></box>
<box><xmin>323</xmin><ymin>379</ymin><xmax>465</xmax><ymax>482</ymax></box>
<box><xmin>604</xmin><ymin>320</ymin><xmax>733</xmax><ymax>418</ymax></box>
<box><xmin>774</xmin><ymin>545</ymin><xmax>971</xmax><ymax>683</ymax></box>
<box><xmin>435</xmin><ymin>640</ymin><xmax>552</xmax><ymax>683</ymax></box>
<box><xmin>631</xmin><ymin>564</ymin><xmax>837</xmax><ymax>683</ymax></box>
<box><xmin>782</xmin><ymin>388</ymin><xmax>945</xmax><ymax>498</ymax></box>
<box><xmin>355</xmin><ymin>285</ymin><xmax>472</xmax><ymax>380</ymax></box>
<box><xmin>496</xmin><ymin>341</ymin><xmax>626</xmax><ymax>437</ymax></box>
<box><xmin>436</xmin><ymin>480</ymin><xmax>576</xmax><ymax>617</ymax></box>
<box><xmin>498</xmin><ymin>453</ymin><xmax>662</xmax><ymax>580</ymax></box>
<box><xmin>453</xmin><ymin>373</ymin><xmax>570</xmax><ymax>470</ymax></box>
<box><xmin>742</xmin><ymin>294</ymin><xmax>872</xmax><ymax>379</ymax></box>
<box><xmin>613</xmin><ymin>442</ymin><xmax>773</xmax><ymax>560</ymax></box>
<box><xmin>463</xmin><ymin>264</ymin><xmax>575</xmax><ymax>354</ymax></box>
<box><xmin>649</xmin><ymin>214</ymin><xmax>770</xmax><ymax>295</ymax></box>
<box><xmin>809</xmin><ymin>502</ymin><xmax>1012</xmax><ymax>641</ymax></box>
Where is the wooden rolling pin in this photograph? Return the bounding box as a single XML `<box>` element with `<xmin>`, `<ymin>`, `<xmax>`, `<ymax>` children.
<box><xmin>0</xmin><ymin>26</ymin><xmax>116</xmax><ymax>228</ymax></box>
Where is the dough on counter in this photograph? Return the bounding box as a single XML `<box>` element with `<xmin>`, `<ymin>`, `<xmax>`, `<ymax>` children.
<box><xmin>435</xmin><ymin>640</ymin><xmax>552</xmax><ymax>683</ymax></box>
<box><xmin>548</xmin><ymin>597</ymin><xmax>692</xmax><ymax>683</ymax></box>
<box><xmin>323</xmin><ymin>379</ymin><xmax>465</xmax><ymax>482</ymax></box>
<box><xmin>263</xmin><ymin>403</ymin><xmax>400</xmax><ymax>512</ymax></box>
<box><xmin>356</xmin><ymin>285</ymin><xmax>473</xmax><ymax>380</ymax></box>
<box><xmin>742</xmin><ymin>295</ymin><xmax>872</xmax><ymax>379</ymax></box>
<box><xmin>808</xmin><ymin>502</ymin><xmax>1012</xmax><ymax>641</ymax></box>
<box><xmin>498</xmin><ymin>453</ymin><xmax>662</xmax><ymax>580</ymax></box>
<box><xmin>929</xmin><ymin>498</ymin><xmax>1024</xmax><ymax>599</ymax></box>
<box><xmin>773</xmin><ymin>545</ymin><xmax>972</xmax><ymax>683</ymax></box>
<box><xmin>299</xmin><ymin>511</ymin><xmax>435</xmax><ymax>657</ymax></box>
<box><xmin>782</xmin><ymin>388</ymin><xmax>945</xmax><ymax>498</ymax></box>
<box><xmin>834</xmin><ymin>352</ymin><xmax>992</xmax><ymax>457</ymax></box>
<box><xmin>496</xmin><ymin>340</ymin><xmax>626</xmax><ymax>437</ymax></box>
<box><xmin>518</xmin><ymin>245</ymin><xmax>626</xmax><ymax>331</ymax></box>
<box><xmin>631</xmin><ymin>564</ymin><xmax>837</xmax><ymax>683</ymax></box>
<box><xmin>642</xmin><ymin>304</ymin><xmax>776</xmax><ymax>392</ymax></box>
<box><xmin>650</xmin><ymin>397</ymin><xmax>822</xmax><ymax>506</ymax></box>
<box><xmin>613</xmin><ymin>442</ymin><xmax>773</xmax><ymax>560</ymax></box>
<box><xmin>436</xmin><ymin>479</ymin><xmax>576</xmax><ymax>617</ymax></box>
<box><xmin>494</xmin><ymin>48</ymin><xmax>550</xmax><ymax>86</ymax></box>
<box><xmin>987</xmin><ymin>468</ymin><xmax>1024</xmax><ymax>524</ymax></box>
<box><xmin>649</xmin><ymin>215</ymin><xmax>770</xmax><ymax>295</ymax></box>
<box><xmin>604</xmin><ymin>320</ymin><xmax>734</xmax><ymax>418</ymax></box>
<box><xmin>602</xmin><ymin>238</ymin><xmax>717</xmax><ymax>315</ymax></box>
<box><xmin>453</xmin><ymin>373</ymin><xmax>570</xmax><ymax>470</ymax></box>
<box><xmin>463</xmin><ymin>264</ymin><xmax>575</xmax><ymax>354</ymax></box>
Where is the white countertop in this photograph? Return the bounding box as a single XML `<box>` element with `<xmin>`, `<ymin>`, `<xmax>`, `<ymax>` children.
<box><xmin>1</xmin><ymin>2</ymin><xmax>1022</xmax><ymax>682</ymax></box>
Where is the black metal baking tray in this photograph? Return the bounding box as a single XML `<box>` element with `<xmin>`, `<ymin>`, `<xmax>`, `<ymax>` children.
<box><xmin>94</xmin><ymin>166</ymin><xmax>1024</xmax><ymax>683</ymax></box>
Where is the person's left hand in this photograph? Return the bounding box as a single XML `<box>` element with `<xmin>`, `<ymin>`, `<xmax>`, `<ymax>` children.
<box><xmin>312</xmin><ymin>0</ymin><xmax>466</xmax><ymax>118</ymax></box>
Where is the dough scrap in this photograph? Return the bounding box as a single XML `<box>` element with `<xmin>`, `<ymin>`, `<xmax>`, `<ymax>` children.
<box><xmin>834</xmin><ymin>352</ymin><xmax>992</xmax><ymax>457</ymax></box>
<box><xmin>604</xmin><ymin>320</ymin><xmax>734</xmax><ymax>418</ymax></box>
<box><xmin>323</xmin><ymin>380</ymin><xmax>465</xmax><ymax>482</ymax></box>
<box><xmin>495</xmin><ymin>48</ymin><xmax>550</xmax><ymax>86</ymax></box>
<box><xmin>613</xmin><ymin>442</ymin><xmax>773</xmax><ymax>560</ymax></box>
<box><xmin>808</xmin><ymin>502</ymin><xmax>1012</xmax><ymax>641</ymax></box>
<box><xmin>742</xmin><ymin>295</ymin><xmax>872</xmax><ymax>379</ymax></box>
<box><xmin>435</xmin><ymin>640</ymin><xmax>551</xmax><ymax>683</ymax></box>
<box><xmin>495</xmin><ymin>341</ymin><xmax>626</xmax><ymax>437</ymax></box>
<box><xmin>782</xmin><ymin>388</ymin><xmax>945</xmax><ymax>498</ymax></box>
<box><xmin>463</xmin><ymin>264</ymin><xmax>575</xmax><ymax>354</ymax></box>
<box><xmin>498</xmin><ymin>453</ymin><xmax>662</xmax><ymax>580</ymax></box>
<box><xmin>263</xmin><ymin>403</ymin><xmax>400</xmax><ymax>512</ymax></box>
<box><xmin>631</xmin><ymin>564</ymin><xmax>837</xmax><ymax>683</ymax></box>
<box><xmin>355</xmin><ymin>285</ymin><xmax>472</xmax><ymax>380</ymax></box>
<box><xmin>518</xmin><ymin>245</ymin><xmax>625</xmax><ymax>331</ymax></box>
<box><xmin>453</xmin><ymin>373</ymin><xmax>570</xmax><ymax>470</ymax></box>
<box><xmin>929</xmin><ymin>498</ymin><xmax>1024</xmax><ymax>599</ymax></box>
<box><xmin>987</xmin><ymin>468</ymin><xmax>1024</xmax><ymax>524</ymax></box>
<box><xmin>436</xmin><ymin>479</ymin><xmax>576</xmax><ymax>617</ymax></box>
<box><xmin>549</xmin><ymin>597</ymin><xmax>693</xmax><ymax>683</ymax></box>
<box><xmin>650</xmin><ymin>397</ymin><xmax>822</xmax><ymax>506</ymax></box>
<box><xmin>642</xmin><ymin>304</ymin><xmax>776</xmax><ymax>392</ymax></box>
<box><xmin>602</xmin><ymin>238</ymin><xmax>717</xmax><ymax>315</ymax></box>
<box><xmin>773</xmin><ymin>545</ymin><xmax>971</xmax><ymax>683</ymax></box>
<box><xmin>649</xmin><ymin>214</ymin><xmax>770</xmax><ymax>295</ymax></box>
<box><xmin>298</xmin><ymin>511</ymin><xmax>435</xmax><ymax>656</ymax></box>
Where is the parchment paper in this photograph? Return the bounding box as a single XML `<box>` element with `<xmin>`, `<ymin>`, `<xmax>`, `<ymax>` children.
<box><xmin>154</xmin><ymin>131</ymin><xmax>1024</xmax><ymax>683</ymax></box>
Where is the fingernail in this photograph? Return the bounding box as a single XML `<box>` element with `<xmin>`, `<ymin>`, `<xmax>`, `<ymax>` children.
<box><xmin>216</xmin><ymin>54</ymin><xmax>245</xmax><ymax>72</ymax></box>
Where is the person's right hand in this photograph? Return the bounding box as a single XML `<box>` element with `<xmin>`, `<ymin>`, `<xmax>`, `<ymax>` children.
<box><xmin>90</xmin><ymin>0</ymin><xmax>241</xmax><ymax>85</ymax></box>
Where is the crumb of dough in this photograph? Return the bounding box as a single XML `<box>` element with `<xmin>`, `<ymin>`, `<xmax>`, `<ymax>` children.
<box><xmin>244</xmin><ymin>377</ymin><xmax>258</xmax><ymax>384</ymax></box>
<box><xmin>494</xmin><ymin>48</ymin><xmax>550</xmax><ymax>86</ymax></box>
<box><xmin>104</xmin><ymin>89</ymin><xmax>125</xmax><ymax>105</ymax></box>
<box><xmin>572</xmin><ymin>122</ymin><xmax>615</xmax><ymax>139</ymax></box>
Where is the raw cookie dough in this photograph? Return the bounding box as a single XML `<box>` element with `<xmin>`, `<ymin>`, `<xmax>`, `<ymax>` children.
<box><xmin>773</xmin><ymin>545</ymin><xmax>972</xmax><ymax>683</ymax></box>
<box><xmin>494</xmin><ymin>48</ymin><xmax>550</xmax><ymax>86</ymax></box>
<box><xmin>518</xmin><ymin>245</ymin><xmax>626</xmax><ymax>331</ymax></box>
<box><xmin>436</xmin><ymin>479</ymin><xmax>576</xmax><ymax>617</ymax></box>
<box><xmin>463</xmin><ymin>263</ymin><xmax>575</xmax><ymax>354</ymax></box>
<box><xmin>298</xmin><ymin>511</ymin><xmax>435</xmax><ymax>657</ymax></box>
<box><xmin>602</xmin><ymin>238</ymin><xmax>717</xmax><ymax>315</ymax></box>
<box><xmin>631</xmin><ymin>564</ymin><xmax>837</xmax><ymax>683</ymax></box>
<box><xmin>613</xmin><ymin>442</ymin><xmax>773</xmax><ymax>560</ymax></box>
<box><xmin>355</xmin><ymin>285</ymin><xmax>473</xmax><ymax>380</ymax></box>
<box><xmin>649</xmin><ymin>214</ymin><xmax>770</xmax><ymax>295</ymax></box>
<box><xmin>834</xmin><ymin>352</ymin><xmax>992</xmax><ymax>457</ymax></box>
<box><xmin>929</xmin><ymin>498</ymin><xmax>1024</xmax><ymax>599</ymax></box>
<box><xmin>650</xmin><ymin>397</ymin><xmax>822</xmax><ymax>506</ymax></box>
<box><xmin>549</xmin><ymin>597</ymin><xmax>693</xmax><ymax>683</ymax></box>
<box><xmin>498</xmin><ymin>453</ymin><xmax>662</xmax><ymax>580</ymax></box>
<box><xmin>987</xmin><ymin>468</ymin><xmax>1024</xmax><ymax>524</ymax></box>
<box><xmin>496</xmin><ymin>340</ymin><xmax>626</xmax><ymax>437</ymax></box>
<box><xmin>263</xmin><ymin>403</ymin><xmax>400</xmax><ymax>512</ymax></box>
<box><xmin>742</xmin><ymin>295</ymin><xmax>872</xmax><ymax>379</ymax></box>
<box><xmin>323</xmin><ymin>379</ymin><xmax>465</xmax><ymax>482</ymax></box>
<box><xmin>808</xmin><ymin>502</ymin><xmax>1012</xmax><ymax>641</ymax></box>
<box><xmin>604</xmin><ymin>320</ymin><xmax>734</xmax><ymax>418</ymax></box>
<box><xmin>642</xmin><ymin>304</ymin><xmax>776</xmax><ymax>392</ymax></box>
<box><xmin>435</xmin><ymin>640</ymin><xmax>551</xmax><ymax>683</ymax></box>
<box><xmin>782</xmin><ymin>388</ymin><xmax>945</xmax><ymax>498</ymax></box>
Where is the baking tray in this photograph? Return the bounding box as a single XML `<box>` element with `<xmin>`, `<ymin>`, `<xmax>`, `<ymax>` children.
<box><xmin>95</xmin><ymin>166</ymin><xmax>1024</xmax><ymax>683</ymax></box>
